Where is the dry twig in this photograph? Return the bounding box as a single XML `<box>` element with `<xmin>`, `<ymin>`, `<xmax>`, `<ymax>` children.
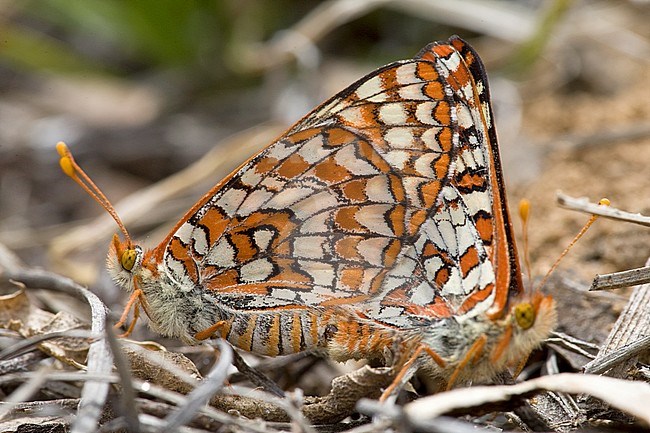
<box><xmin>557</xmin><ymin>192</ymin><xmax>650</xmax><ymax>227</ymax></box>
<box><xmin>590</xmin><ymin>266</ymin><xmax>650</xmax><ymax>291</ymax></box>
<box><xmin>359</xmin><ymin>373</ymin><xmax>650</xmax><ymax>426</ymax></box>
<box><xmin>584</xmin><ymin>257</ymin><xmax>650</xmax><ymax>378</ymax></box>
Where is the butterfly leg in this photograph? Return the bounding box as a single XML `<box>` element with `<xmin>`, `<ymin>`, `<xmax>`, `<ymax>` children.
<box><xmin>195</xmin><ymin>320</ymin><xmax>229</xmax><ymax>341</ymax></box>
<box><xmin>118</xmin><ymin>304</ymin><xmax>140</xmax><ymax>338</ymax></box>
<box><xmin>488</xmin><ymin>323</ymin><xmax>529</xmax><ymax>378</ymax></box>
<box><xmin>380</xmin><ymin>343</ymin><xmax>447</xmax><ymax>401</ymax></box>
<box><xmin>114</xmin><ymin>288</ymin><xmax>143</xmax><ymax>337</ymax></box>
<box><xmin>489</xmin><ymin>323</ymin><xmax>513</xmax><ymax>364</ymax></box>
<box><xmin>446</xmin><ymin>334</ymin><xmax>487</xmax><ymax>390</ymax></box>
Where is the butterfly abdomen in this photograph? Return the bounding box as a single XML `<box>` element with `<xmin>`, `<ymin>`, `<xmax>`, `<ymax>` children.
<box><xmin>320</xmin><ymin>309</ymin><xmax>397</xmax><ymax>363</ymax></box>
<box><xmin>218</xmin><ymin>307</ymin><xmax>394</xmax><ymax>360</ymax></box>
<box><xmin>220</xmin><ymin>309</ymin><xmax>325</xmax><ymax>356</ymax></box>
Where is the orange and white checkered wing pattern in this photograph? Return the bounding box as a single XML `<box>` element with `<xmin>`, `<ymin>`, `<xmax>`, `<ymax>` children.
<box><xmin>155</xmin><ymin>37</ymin><xmax>522</xmax><ymax>356</ymax></box>
<box><xmin>163</xmin><ymin>60</ymin><xmax>456</xmax><ymax>298</ymax></box>
<box><xmin>360</xmin><ymin>38</ymin><xmax>525</xmax><ymax>329</ymax></box>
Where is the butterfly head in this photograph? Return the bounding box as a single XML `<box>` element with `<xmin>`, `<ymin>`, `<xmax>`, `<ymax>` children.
<box><xmin>107</xmin><ymin>234</ymin><xmax>146</xmax><ymax>292</ymax></box>
<box><xmin>497</xmin><ymin>292</ymin><xmax>556</xmax><ymax>367</ymax></box>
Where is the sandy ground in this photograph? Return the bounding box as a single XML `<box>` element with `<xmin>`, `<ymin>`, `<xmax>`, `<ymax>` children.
<box><xmin>514</xmin><ymin>62</ymin><xmax>650</xmax><ymax>281</ymax></box>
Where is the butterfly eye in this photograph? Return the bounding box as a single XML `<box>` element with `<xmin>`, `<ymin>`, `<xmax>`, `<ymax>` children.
<box><xmin>514</xmin><ymin>302</ymin><xmax>535</xmax><ymax>330</ymax></box>
<box><xmin>121</xmin><ymin>249</ymin><xmax>139</xmax><ymax>272</ymax></box>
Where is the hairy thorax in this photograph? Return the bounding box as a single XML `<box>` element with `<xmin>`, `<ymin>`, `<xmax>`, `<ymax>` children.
<box><xmin>416</xmin><ymin>295</ymin><xmax>557</xmax><ymax>391</ymax></box>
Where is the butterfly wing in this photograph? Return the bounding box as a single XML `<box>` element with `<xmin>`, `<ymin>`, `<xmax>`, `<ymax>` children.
<box><xmin>158</xmin><ymin>37</ymin><xmax>521</xmax><ymax>333</ymax></box>
<box><xmin>362</xmin><ymin>37</ymin><xmax>525</xmax><ymax>328</ymax></box>
<box><xmin>434</xmin><ymin>37</ymin><xmax>524</xmax><ymax>318</ymax></box>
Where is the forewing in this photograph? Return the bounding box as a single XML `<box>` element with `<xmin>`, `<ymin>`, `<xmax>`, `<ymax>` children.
<box><xmin>355</xmin><ymin>37</ymin><xmax>524</xmax><ymax>327</ymax></box>
<box><xmin>438</xmin><ymin>37</ymin><xmax>524</xmax><ymax>317</ymax></box>
<box><xmin>161</xmin><ymin>54</ymin><xmax>459</xmax><ymax>312</ymax></box>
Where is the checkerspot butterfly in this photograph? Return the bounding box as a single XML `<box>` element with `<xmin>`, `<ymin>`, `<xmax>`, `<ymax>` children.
<box><xmin>58</xmin><ymin>36</ymin><xmax>556</xmax><ymax>393</ymax></box>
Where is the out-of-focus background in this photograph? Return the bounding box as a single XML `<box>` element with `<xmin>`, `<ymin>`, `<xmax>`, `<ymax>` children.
<box><xmin>1</xmin><ymin>0</ymin><xmax>649</xmax><ymax>325</ymax></box>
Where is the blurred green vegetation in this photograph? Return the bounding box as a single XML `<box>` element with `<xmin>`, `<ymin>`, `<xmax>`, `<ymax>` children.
<box><xmin>1</xmin><ymin>1</ymin><xmax>322</xmax><ymax>81</ymax></box>
<box><xmin>0</xmin><ymin>0</ymin><xmax>439</xmax><ymax>85</ymax></box>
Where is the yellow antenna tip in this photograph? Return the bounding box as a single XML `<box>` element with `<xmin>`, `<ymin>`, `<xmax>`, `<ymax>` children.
<box><xmin>598</xmin><ymin>198</ymin><xmax>610</xmax><ymax>206</ymax></box>
<box><xmin>56</xmin><ymin>142</ymin><xmax>76</xmax><ymax>178</ymax></box>
<box><xmin>56</xmin><ymin>141</ymin><xmax>69</xmax><ymax>158</ymax></box>
<box><xmin>519</xmin><ymin>199</ymin><xmax>531</xmax><ymax>222</ymax></box>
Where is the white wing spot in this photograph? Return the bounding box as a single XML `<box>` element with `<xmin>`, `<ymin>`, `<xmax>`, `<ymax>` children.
<box><xmin>399</xmin><ymin>84</ymin><xmax>429</xmax><ymax>101</ymax></box>
<box><xmin>266</xmin><ymin>186</ymin><xmax>315</xmax><ymax>209</ymax></box>
<box><xmin>410</xmin><ymin>281</ymin><xmax>435</xmax><ymax>305</ymax></box>
<box><xmin>238</xmin><ymin>189</ymin><xmax>274</xmax><ymax>216</ymax></box>
<box><xmin>300</xmin><ymin>261</ymin><xmax>335</xmax><ymax>286</ymax></box>
<box><xmin>395</xmin><ymin>63</ymin><xmax>419</xmax><ymax>85</ymax></box>
<box><xmin>378</xmin><ymin>102</ymin><xmax>408</xmax><ymax>125</ymax></box>
<box><xmin>253</xmin><ymin>228</ymin><xmax>275</xmax><ymax>251</ymax></box>
<box><xmin>356</xmin><ymin>75</ymin><xmax>385</xmax><ymax>100</ymax></box>
<box><xmin>240</xmin><ymin>258</ymin><xmax>274</xmax><ymax>282</ymax></box>
<box><xmin>300</xmin><ymin>211</ymin><xmax>330</xmax><ymax>234</ymax></box>
<box><xmin>365</xmin><ymin>175</ymin><xmax>395</xmax><ymax>203</ymax></box>
<box><xmin>339</xmin><ymin>106</ymin><xmax>366</xmax><ymax>127</ymax></box>
<box><xmin>384</xmin><ymin>149</ymin><xmax>410</xmax><ymax>170</ymax></box>
<box><xmin>385</xmin><ymin>127</ymin><xmax>415</xmax><ymax>149</ymax></box>
<box><xmin>335</xmin><ymin>145</ymin><xmax>378</xmax><ymax>176</ymax></box>
<box><xmin>355</xmin><ymin>204</ymin><xmax>394</xmax><ymax>236</ymax></box>
<box><xmin>216</xmin><ymin>188</ymin><xmax>247</xmax><ymax>217</ymax></box>
<box><xmin>415</xmin><ymin>101</ymin><xmax>439</xmax><ymax>125</ymax></box>
<box><xmin>192</xmin><ymin>225</ymin><xmax>209</xmax><ymax>256</ymax></box>
<box><xmin>457</xmin><ymin>104</ymin><xmax>474</xmax><ymax>129</ymax></box>
<box><xmin>291</xmin><ymin>190</ymin><xmax>339</xmax><ymax>219</ymax></box>
<box><xmin>421</xmin><ymin>127</ymin><xmax>444</xmax><ymax>153</ymax></box>
<box><xmin>174</xmin><ymin>222</ymin><xmax>194</xmax><ymax>245</ymax></box>
<box><xmin>299</xmin><ymin>135</ymin><xmax>332</xmax><ymax>164</ymax></box>
<box><xmin>440</xmin><ymin>53</ymin><xmax>461</xmax><ymax>77</ymax></box>
<box><xmin>293</xmin><ymin>236</ymin><xmax>327</xmax><ymax>259</ymax></box>
<box><xmin>357</xmin><ymin>237</ymin><xmax>390</xmax><ymax>266</ymax></box>
<box><xmin>205</xmin><ymin>238</ymin><xmax>236</xmax><ymax>268</ymax></box>
<box><xmin>240</xmin><ymin>167</ymin><xmax>263</xmax><ymax>187</ymax></box>
<box><xmin>414</xmin><ymin>153</ymin><xmax>437</xmax><ymax>178</ymax></box>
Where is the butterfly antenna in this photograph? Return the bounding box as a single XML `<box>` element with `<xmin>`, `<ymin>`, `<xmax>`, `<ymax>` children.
<box><xmin>535</xmin><ymin>198</ymin><xmax>610</xmax><ymax>291</ymax></box>
<box><xmin>519</xmin><ymin>199</ymin><xmax>533</xmax><ymax>285</ymax></box>
<box><xmin>56</xmin><ymin>141</ymin><xmax>132</xmax><ymax>246</ymax></box>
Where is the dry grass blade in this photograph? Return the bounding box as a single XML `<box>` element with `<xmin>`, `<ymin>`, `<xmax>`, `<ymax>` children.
<box><xmin>0</xmin><ymin>366</ymin><xmax>52</xmax><ymax>421</ymax></box>
<box><xmin>415</xmin><ymin>415</ymin><xmax>503</xmax><ymax>433</ymax></box>
<box><xmin>234</xmin><ymin>0</ymin><xmax>537</xmax><ymax>72</ymax></box>
<box><xmin>397</xmin><ymin>373</ymin><xmax>650</xmax><ymax>425</ymax></box>
<box><xmin>547</xmin><ymin>331</ymin><xmax>599</xmax><ymax>360</ymax></box>
<box><xmin>134</xmin><ymin>399</ymin><xmax>221</xmax><ymax>432</ymax></box>
<box><xmin>590</xmin><ymin>266</ymin><xmax>650</xmax><ymax>291</ymax></box>
<box><xmin>585</xmin><ymin>260</ymin><xmax>650</xmax><ymax>379</ymax></box>
<box><xmin>230</xmin><ymin>344</ymin><xmax>285</xmax><ymax>397</ymax></box>
<box><xmin>584</xmin><ymin>335</ymin><xmax>650</xmax><ymax>375</ymax></box>
<box><xmin>0</xmin><ymin>243</ymin><xmax>24</xmax><ymax>271</ymax></box>
<box><xmin>557</xmin><ymin>192</ymin><xmax>650</xmax><ymax>227</ymax></box>
<box><xmin>1</xmin><ymin>268</ymin><xmax>112</xmax><ymax>433</ymax></box>
<box><xmin>0</xmin><ymin>371</ymin><xmax>118</xmax><ymax>386</ymax></box>
<box><xmin>0</xmin><ymin>351</ymin><xmax>48</xmax><ymax>375</ymax></box>
<box><xmin>163</xmin><ymin>340</ymin><xmax>232</xmax><ymax>431</ymax></box>
<box><xmin>105</xmin><ymin>321</ymin><xmax>140</xmax><ymax>433</ymax></box>
<box><xmin>0</xmin><ymin>329</ymin><xmax>95</xmax><ymax>361</ymax></box>
<box><xmin>0</xmin><ymin>369</ymin><xmax>278</xmax><ymax>432</ymax></box>
<box><xmin>548</xmin><ymin>123</ymin><xmax>650</xmax><ymax>152</ymax></box>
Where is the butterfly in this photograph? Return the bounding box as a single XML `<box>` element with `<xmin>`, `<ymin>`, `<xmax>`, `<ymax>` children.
<box><xmin>58</xmin><ymin>36</ymin><xmax>556</xmax><ymax>394</ymax></box>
